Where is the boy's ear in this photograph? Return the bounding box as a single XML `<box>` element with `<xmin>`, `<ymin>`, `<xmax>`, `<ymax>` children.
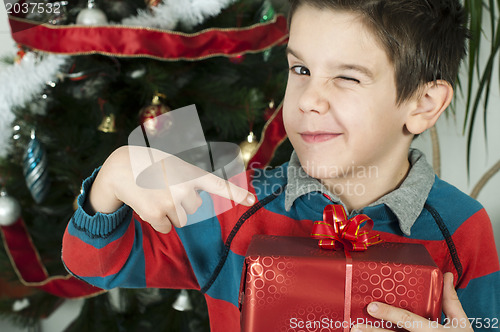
<box><xmin>405</xmin><ymin>80</ymin><xmax>453</xmax><ymax>135</ymax></box>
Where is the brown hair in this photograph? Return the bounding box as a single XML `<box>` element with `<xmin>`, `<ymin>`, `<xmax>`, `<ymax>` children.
<box><xmin>288</xmin><ymin>0</ymin><xmax>469</xmax><ymax>103</ymax></box>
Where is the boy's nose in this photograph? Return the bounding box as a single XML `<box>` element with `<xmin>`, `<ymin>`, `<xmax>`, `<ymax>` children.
<box><xmin>297</xmin><ymin>80</ymin><xmax>330</xmax><ymax>114</ymax></box>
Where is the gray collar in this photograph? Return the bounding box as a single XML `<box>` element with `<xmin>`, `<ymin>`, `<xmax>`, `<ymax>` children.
<box><xmin>284</xmin><ymin>148</ymin><xmax>435</xmax><ymax>236</ymax></box>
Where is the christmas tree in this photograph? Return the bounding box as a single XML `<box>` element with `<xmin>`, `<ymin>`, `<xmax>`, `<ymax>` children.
<box><xmin>0</xmin><ymin>0</ymin><xmax>292</xmax><ymax>330</ymax></box>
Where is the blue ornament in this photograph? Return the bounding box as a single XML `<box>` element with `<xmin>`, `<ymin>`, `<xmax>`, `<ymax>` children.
<box><xmin>23</xmin><ymin>131</ymin><xmax>50</xmax><ymax>203</ymax></box>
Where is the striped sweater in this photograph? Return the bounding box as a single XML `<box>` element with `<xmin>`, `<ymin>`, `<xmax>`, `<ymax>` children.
<box><xmin>62</xmin><ymin>155</ymin><xmax>500</xmax><ymax>331</ymax></box>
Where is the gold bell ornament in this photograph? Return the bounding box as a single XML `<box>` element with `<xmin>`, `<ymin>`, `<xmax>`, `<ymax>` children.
<box><xmin>98</xmin><ymin>113</ymin><xmax>117</xmax><ymax>133</ymax></box>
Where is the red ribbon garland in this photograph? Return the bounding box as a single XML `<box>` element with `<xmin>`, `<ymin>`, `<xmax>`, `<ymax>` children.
<box><xmin>311</xmin><ymin>204</ymin><xmax>381</xmax><ymax>251</ymax></box>
<box><xmin>0</xmin><ymin>218</ymin><xmax>105</xmax><ymax>299</ymax></box>
<box><xmin>247</xmin><ymin>102</ymin><xmax>287</xmax><ymax>169</ymax></box>
<box><xmin>8</xmin><ymin>15</ymin><xmax>289</xmax><ymax>60</ymax></box>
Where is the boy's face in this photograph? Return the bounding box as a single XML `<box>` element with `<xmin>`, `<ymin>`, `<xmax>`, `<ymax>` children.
<box><xmin>283</xmin><ymin>5</ymin><xmax>415</xmax><ymax>181</ymax></box>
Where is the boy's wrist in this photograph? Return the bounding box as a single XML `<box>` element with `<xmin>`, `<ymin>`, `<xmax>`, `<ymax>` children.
<box><xmin>87</xmin><ymin>169</ymin><xmax>123</xmax><ymax>214</ymax></box>
<box><xmin>78</xmin><ymin>166</ymin><xmax>123</xmax><ymax>215</ymax></box>
<box><xmin>72</xmin><ymin>167</ymin><xmax>131</xmax><ymax>238</ymax></box>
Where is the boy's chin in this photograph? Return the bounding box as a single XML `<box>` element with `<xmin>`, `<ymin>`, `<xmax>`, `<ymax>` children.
<box><xmin>300</xmin><ymin>164</ymin><xmax>342</xmax><ymax>180</ymax></box>
<box><xmin>296</xmin><ymin>152</ymin><xmax>356</xmax><ymax>180</ymax></box>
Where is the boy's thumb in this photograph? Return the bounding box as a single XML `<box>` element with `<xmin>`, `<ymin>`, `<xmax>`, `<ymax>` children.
<box><xmin>442</xmin><ymin>272</ymin><xmax>469</xmax><ymax>325</ymax></box>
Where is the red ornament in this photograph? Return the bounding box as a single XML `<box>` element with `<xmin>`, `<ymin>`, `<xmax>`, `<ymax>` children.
<box><xmin>15</xmin><ymin>45</ymin><xmax>26</xmax><ymax>64</ymax></box>
<box><xmin>145</xmin><ymin>0</ymin><xmax>162</xmax><ymax>7</ymax></box>
<box><xmin>139</xmin><ymin>93</ymin><xmax>172</xmax><ymax>135</ymax></box>
<box><xmin>229</xmin><ymin>54</ymin><xmax>246</xmax><ymax>64</ymax></box>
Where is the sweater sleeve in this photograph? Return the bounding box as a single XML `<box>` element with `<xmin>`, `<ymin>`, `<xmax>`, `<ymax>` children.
<box><xmin>62</xmin><ymin>168</ymin><xmax>199</xmax><ymax>290</ymax></box>
<box><xmin>453</xmin><ymin>208</ymin><xmax>500</xmax><ymax>331</ymax></box>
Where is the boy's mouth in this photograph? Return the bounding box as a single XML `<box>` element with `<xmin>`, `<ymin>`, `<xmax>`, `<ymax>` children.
<box><xmin>299</xmin><ymin>131</ymin><xmax>341</xmax><ymax>143</ymax></box>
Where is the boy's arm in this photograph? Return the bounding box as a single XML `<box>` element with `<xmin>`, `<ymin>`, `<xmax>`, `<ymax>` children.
<box><xmin>62</xmin><ymin>168</ymin><xmax>200</xmax><ymax>290</ymax></box>
<box><xmin>83</xmin><ymin>146</ymin><xmax>254</xmax><ymax>232</ymax></box>
<box><xmin>451</xmin><ymin>209</ymin><xmax>500</xmax><ymax>330</ymax></box>
<box><xmin>62</xmin><ymin>145</ymin><xmax>254</xmax><ymax>290</ymax></box>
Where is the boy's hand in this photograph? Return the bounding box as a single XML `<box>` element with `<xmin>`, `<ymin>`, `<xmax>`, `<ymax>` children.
<box><xmin>87</xmin><ymin>146</ymin><xmax>255</xmax><ymax>233</ymax></box>
<box><xmin>351</xmin><ymin>273</ymin><xmax>472</xmax><ymax>332</ymax></box>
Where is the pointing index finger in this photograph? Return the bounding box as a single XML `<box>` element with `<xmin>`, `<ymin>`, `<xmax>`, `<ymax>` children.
<box><xmin>196</xmin><ymin>171</ymin><xmax>255</xmax><ymax>206</ymax></box>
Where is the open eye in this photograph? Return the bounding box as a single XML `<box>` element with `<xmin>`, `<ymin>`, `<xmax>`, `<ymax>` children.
<box><xmin>337</xmin><ymin>76</ymin><xmax>360</xmax><ymax>84</ymax></box>
<box><xmin>290</xmin><ymin>65</ymin><xmax>310</xmax><ymax>76</ymax></box>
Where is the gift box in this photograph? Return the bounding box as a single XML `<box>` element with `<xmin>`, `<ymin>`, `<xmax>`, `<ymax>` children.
<box><xmin>239</xmin><ymin>235</ymin><xmax>443</xmax><ymax>332</ymax></box>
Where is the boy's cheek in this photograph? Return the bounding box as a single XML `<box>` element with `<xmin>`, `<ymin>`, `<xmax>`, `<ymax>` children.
<box><xmin>281</xmin><ymin>103</ymin><xmax>296</xmax><ymax>130</ymax></box>
<box><xmin>282</xmin><ymin>116</ymin><xmax>299</xmax><ymax>141</ymax></box>
<box><xmin>284</xmin><ymin>79</ymin><xmax>302</xmax><ymax>98</ymax></box>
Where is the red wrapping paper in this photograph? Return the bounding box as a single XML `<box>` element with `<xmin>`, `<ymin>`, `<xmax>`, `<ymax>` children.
<box><xmin>239</xmin><ymin>235</ymin><xmax>443</xmax><ymax>331</ymax></box>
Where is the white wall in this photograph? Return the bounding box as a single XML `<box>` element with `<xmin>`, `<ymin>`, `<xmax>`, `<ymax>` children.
<box><xmin>0</xmin><ymin>3</ymin><xmax>499</xmax><ymax>331</ymax></box>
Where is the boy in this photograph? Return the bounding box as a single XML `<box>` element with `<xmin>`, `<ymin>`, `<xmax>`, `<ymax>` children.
<box><xmin>62</xmin><ymin>0</ymin><xmax>500</xmax><ymax>331</ymax></box>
